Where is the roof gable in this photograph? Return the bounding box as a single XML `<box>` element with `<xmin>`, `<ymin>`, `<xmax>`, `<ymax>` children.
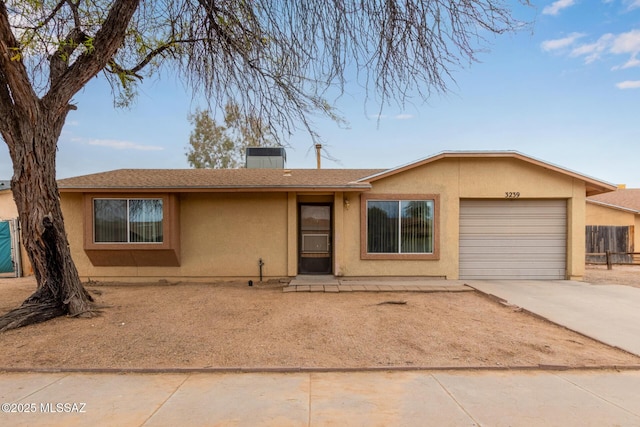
<box><xmin>357</xmin><ymin>150</ymin><xmax>617</xmax><ymax>197</ymax></box>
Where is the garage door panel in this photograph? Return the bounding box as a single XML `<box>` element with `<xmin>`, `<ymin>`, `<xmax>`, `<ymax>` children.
<box><xmin>460</xmin><ymin>253</ymin><xmax>567</xmax><ymax>263</ymax></box>
<box><xmin>460</xmin><ymin>220</ymin><xmax>566</xmax><ymax>231</ymax></box>
<box><xmin>460</xmin><ymin>260</ymin><xmax>567</xmax><ymax>269</ymax></box>
<box><xmin>459</xmin><ymin>269</ymin><xmax>566</xmax><ymax>280</ymax></box>
<box><xmin>460</xmin><ymin>220</ymin><xmax>566</xmax><ymax>229</ymax></box>
<box><xmin>461</xmin><ymin>199</ymin><xmax>565</xmax><ymax>208</ymax></box>
<box><xmin>461</xmin><ymin>228</ymin><xmax>567</xmax><ymax>236</ymax></box>
<box><xmin>460</xmin><ymin>246</ymin><xmax>566</xmax><ymax>255</ymax></box>
<box><xmin>460</xmin><ymin>234</ymin><xmax>565</xmax><ymax>248</ymax></box>
<box><xmin>461</xmin><ymin>212</ymin><xmax>566</xmax><ymax>220</ymax></box>
<box><xmin>460</xmin><ymin>238</ymin><xmax>566</xmax><ymax>247</ymax></box>
<box><xmin>460</xmin><ymin>265</ymin><xmax>564</xmax><ymax>279</ymax></box>
<box><xmin>459</xmin><ymin>200</ymin><xmax>567</xmax><ymax>280</ymax></box>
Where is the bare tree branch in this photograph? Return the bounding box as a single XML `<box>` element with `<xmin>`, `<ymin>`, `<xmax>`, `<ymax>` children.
<box><xmin>106</xmin><ymin>37</ymin><xmax>206</xmax><ymax>79</ymax></box>
<box><xmin>0</xmin><ymin>1</ymin><xmax>39</xmax><ymax>124</ymax></box>
<box><xmin>28</xmin><ymin>0</ymin><xmax>67</xmax><ymax>32</ymax></box>
<box><xmin>44</xmin><ymin>0</ymin><xmax>141</xmax><ymax>112</ymax></box>
<box><xmin>48</xmin><ymin>26</ymin><xmax>89</xmax><ymax>85</ymax></box>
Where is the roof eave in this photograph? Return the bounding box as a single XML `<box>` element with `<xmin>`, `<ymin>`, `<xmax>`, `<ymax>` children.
<box><xmin>58</xmin><ymin>184</ymin><xmax>373</xmax><ymax>193</ymax></box>
<box><xmin>586</xmin><ymin>199</ymin><xmax>640</xmax><ymax>214</ymax></box>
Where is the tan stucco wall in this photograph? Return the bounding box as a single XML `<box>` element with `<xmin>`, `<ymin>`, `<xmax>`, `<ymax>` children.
<box><xmin>586</xmin><ymin>203</ymin><xmax>635</xmax><ymax>226</ymax></box>
<box><xmin>179</xmin><ymin>192</ymin><xmax>288</xmax><ymax>279</ymax></box>
<box><xmin>0</xmin><ymin>190</ymin><xmax>33</xmax><ymax>276</ymax></box>
<box><xmin>63</xmin><ymin>192</ymin><xmax>290</xmax><ymax>281</ymax></box>
<box><xmin>339</xmin><ymin>157</ymin><xmax>586</xmax><ymax>279</ymax></box>
<box><xmin>0</xmin><ymin>191</ymin><xmax>17</xmax><ymax>219</ymax></box>
<box><xmin>62</xmin><ymin>156</ymin><xmax>592</xmax><ymax>281</ymax></box>
<box><xmin>586</xmin><ymin>202</ymin><xmax>639</xmax><ymax>253</ymax></box>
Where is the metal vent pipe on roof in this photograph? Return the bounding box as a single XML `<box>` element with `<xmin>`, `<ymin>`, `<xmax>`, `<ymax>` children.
<box><xmin>315</xmin><ymin>144</ymin><xmax>322</xmax><ymax>169</ymax></box>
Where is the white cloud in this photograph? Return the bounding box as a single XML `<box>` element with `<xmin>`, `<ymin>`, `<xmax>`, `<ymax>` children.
<box><xmin>541</xmin><ymin>32</ymin><xmax>585</xmax><ymax>51</ymax></box>
<box><xmin>544</xmin><ymin>28</ymin><xmax>640</xmax><ymax>86</ymax></box>
<box><xmin>607</xmin><ymin>30</ymin><xmax>640</xmax><ymax>69</ymax></box>
<box><xmin>88</xmin><ymin>139</ymin><xmax>164</xmax><ymax>151</ymax></box>
<box><xmin>368</xmin><ymin>113</ymin><xmax>414</xmax><ymax>120</ymax></box>
<box><xmin>394</xmin><ymin>114</ymin><xmax>414</xmax><ymax>120</ymax></box>
<box><xmin>570</xmin><ymin>33</ymin><xmax>614</xmax><ymax>63</ymax></box>
<box><xmin>610</xmin><ymin>29</ymin><xmax>640</xmax><ymax>55</ymax></box>
<box><xmin>547</xmin><ymin>30</ymin><xmax>640</xmax><ymax>67</ymax></box>
<box><xmin>543</xmin><ymin>0</ymin><xmax>577</xmax><ymax>15</ymax></box>
<box><xmin>625</xmin><ymin>0</ymin><xmax>640</xmax><ymax>10</ymax></box>
<box><xmin>612</xmin><ymin>54</ymin><xmax>640</xmax><ymax>70</ymax></box>
<box><xmin>616</xmin><ymin>80</ymin><xmax>640</xmax><ymax>89</ymax></box>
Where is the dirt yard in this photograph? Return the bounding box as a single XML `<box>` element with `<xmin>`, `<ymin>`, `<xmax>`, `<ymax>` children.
<box><xmin>0</xmin><ymin>266</ymin><xmax>639</xmax><ymax>370</ymax></box>
<box><xmin>583</xmin><ymin>264</ymin><xmax>640</xmax><ymax>288</ymax></box>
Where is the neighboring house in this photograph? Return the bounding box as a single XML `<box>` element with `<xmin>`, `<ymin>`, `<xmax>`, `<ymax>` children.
<box><xmin>57</xmin><ymin>150</ymin><xmax>616</xmax><ymax>282</ymax></box>
<box><xmin>0</xmin><ymin>182</ymin><xmax>31</xmax><ymax>276</ymax></box>
<box><xmin>586</xmin><ymin>188</ymin><xmax>640</xmax><ymax>264</ymax></box>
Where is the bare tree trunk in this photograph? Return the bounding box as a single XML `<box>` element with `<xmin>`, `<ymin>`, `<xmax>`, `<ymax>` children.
<box><xmin>0</xmin><ymin>106</ymin><xmax>93</xmax><ymax>332</ymax></box>
<box><xmin>0</xmin><ymin>0</ymin><xmax>145</xmax><ymax>332</ymax></box>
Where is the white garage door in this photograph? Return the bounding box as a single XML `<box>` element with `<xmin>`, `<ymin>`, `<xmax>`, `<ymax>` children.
<box><xmin>459</xmin><ymin>199</ymin><xmax>567</xmax><ymax>280</ymax></box>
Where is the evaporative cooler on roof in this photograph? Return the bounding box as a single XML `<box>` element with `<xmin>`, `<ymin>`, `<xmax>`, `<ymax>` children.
<box><xmin>245</xmin><ymin>147</ymin><xmax>287</xmax><ymax>169</ymax></box>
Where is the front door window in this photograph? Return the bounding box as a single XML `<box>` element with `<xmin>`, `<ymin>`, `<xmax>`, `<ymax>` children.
<box><xmin>299</xmin><ymin>204</ymin><xmax>332</xmax><ymax>274</ymax></box>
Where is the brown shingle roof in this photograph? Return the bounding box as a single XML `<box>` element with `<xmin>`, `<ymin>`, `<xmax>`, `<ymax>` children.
<box><xmin>588</xmin><ymin>188</ymin><xmax>640</xmax><ymax>212</ymax></box>
<box><xmin>58</xmin><ymin>168</ymin><xmax>384</xmax><ymax>192</ymax></box>
<box><xmin>57</xmin><ymin>151</ymin><xmax>618</xmax><ymax>196</ymax></box>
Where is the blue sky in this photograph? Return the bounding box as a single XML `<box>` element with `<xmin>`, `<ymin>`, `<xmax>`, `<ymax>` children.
<box><xmin>2</xmin><ymin>0</ymin><xmax>640</xmax><ymax>187</ymax></box>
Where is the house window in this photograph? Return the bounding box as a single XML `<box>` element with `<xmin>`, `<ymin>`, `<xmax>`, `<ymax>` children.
<box><xmin>361</xmin><ymin>194</ymin><xmax>439</xmax><ymax>260</ymax></box>
<box><xmin>367</xmin><ymin>200</ymin><xmax>434</xmax><ymax>253</ymax></box>
<box><xmin>94</xmin><ymin>199</ymin><xmax>163</xmax><ymax>243</ymax></box>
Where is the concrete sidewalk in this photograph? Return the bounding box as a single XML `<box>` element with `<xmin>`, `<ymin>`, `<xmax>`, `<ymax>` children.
<box><xmin>468</xmin><ymin>280</ymin><xmax>640</xmax><ymax>357</ymax></box>
<box><xmin>1</xmin><ymin>370</ymin><xmax>640</xmax><ymax>426</ymax></box>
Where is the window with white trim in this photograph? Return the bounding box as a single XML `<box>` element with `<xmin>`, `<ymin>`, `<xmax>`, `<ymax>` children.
<box><xmin>93</xmin><ymin>199</ymin><xmax>163</xmax><ymax>243</ymax></box>
<box><xmin>367</xmin><ymin>199</ymin><xmax>434</xmax><ymax>254</ymax></box>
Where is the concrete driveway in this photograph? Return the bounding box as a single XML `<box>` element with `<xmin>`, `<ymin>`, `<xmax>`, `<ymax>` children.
<box><xmin>468</xmin><ymin>280</ymin><xmax>640</xmax><ymax>357</ymax></box>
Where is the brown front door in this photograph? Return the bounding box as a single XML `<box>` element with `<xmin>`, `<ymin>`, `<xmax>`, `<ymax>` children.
<box><xmin>299</xmin><ymin>204</ymin><xmax>332</xmax><ymax>274</ymax></box>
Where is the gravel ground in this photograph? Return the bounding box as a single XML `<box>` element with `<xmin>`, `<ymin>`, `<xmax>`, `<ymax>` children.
<box><xmin>583</xmin><ymin>264</ymin><xmax>640</xmax><ymax>288</ymax></box>
<box><xmin>0</xmin><ymin>266</ymin><xmax>638</xmax><ymax>370</ymax></box>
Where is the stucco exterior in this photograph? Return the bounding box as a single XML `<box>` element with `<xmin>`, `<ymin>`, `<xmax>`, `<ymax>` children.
<box><xmin>338</xmin><ymin>157</ymin><xmax>588</xmax><ymax>279</ymax></box>
<box><xmin>0</xmin><ymin>189</ymin><xmax>33</xmax><ymax>276</ymax></box>
<box><xmin>0</xmin><ymin>189</ymin><xmax>17</xmax><ymax>220</ymax></box>
<box><xmin>64</xmin><ymin>192</ymin><xmax>292</xmax><ymax>280</ymax></box>
<box><xmin>58</xmin><ymin>151</ymin><xmax>615</xmax><ymax>282</ymax></box>
<box><xmin>587</xmin><ymin>202</ymin><xmax>637</xmax><ymax>226</ymax></box>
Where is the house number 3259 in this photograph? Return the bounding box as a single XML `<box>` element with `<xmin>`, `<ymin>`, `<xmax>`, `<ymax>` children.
<box><xmin>505</xmin><ymin>192</ymin><xmax>520</xmax><ymax>198</ymax></box>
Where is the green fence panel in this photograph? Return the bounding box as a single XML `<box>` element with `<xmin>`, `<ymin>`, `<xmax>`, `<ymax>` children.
<box><xmin>0</xmin><ymin>221</ymin><xmax>13</xmax><ymax>273</ymax></box>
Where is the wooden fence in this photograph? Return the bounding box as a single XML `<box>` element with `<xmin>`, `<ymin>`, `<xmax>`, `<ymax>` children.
<box><xmin>586</xmin><ymin>251</ymin><xmax>640</xmax><ymax>269</ymax></box>
<box><xmin>586</xmin><ymin>225</ymin><xmax>634</xmax><ymax>265</ymax></box>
